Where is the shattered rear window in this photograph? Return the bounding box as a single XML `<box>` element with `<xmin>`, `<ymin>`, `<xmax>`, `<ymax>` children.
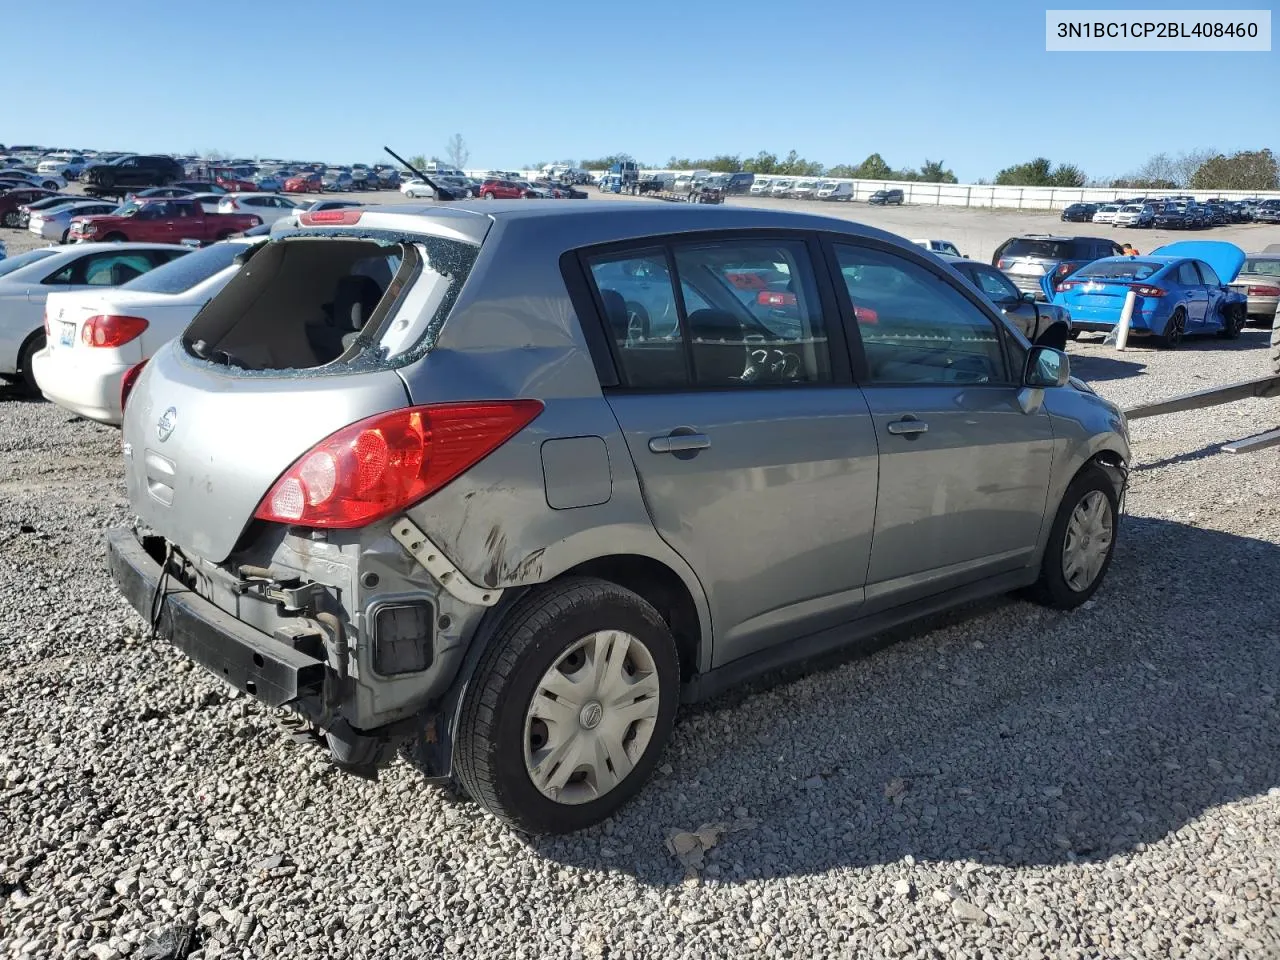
<box><xmin>180</xmin><ymin>229</ymin><xmax>477</xmax><ymax>376</ymax></box>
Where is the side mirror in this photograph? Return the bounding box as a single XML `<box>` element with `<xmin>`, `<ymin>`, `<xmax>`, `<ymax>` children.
<box><xmin>1024</xmin><ymin>345</ymin><xmax>1070</xmax><ymax>389</ymax></box>
<box><xmin>1021</xmin><ymin>291</ymin><xmax>1037</xmax><ymax>302</ymax></box>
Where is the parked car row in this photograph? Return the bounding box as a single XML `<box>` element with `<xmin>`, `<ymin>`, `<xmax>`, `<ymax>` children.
<box><xmin>1062</xmin><ymin>197</ymin><xmax>1278</xmax><ymax>228</ymax></box>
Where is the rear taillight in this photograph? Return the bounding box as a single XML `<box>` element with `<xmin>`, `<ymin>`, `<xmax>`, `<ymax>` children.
<box><xmin>1055</xmin><ymin>262</ymin><xmax>1076</xmax><ymax>276</ymax></box>
<box><xmin>120</xmin><ymin>359</ymin><xmax>148</xmax><ymax>411</ymax></box>
<box><xmin>996</xmin><ymin>259</ymin><xmax>1010</xmax><ymax>269</ymax></box>
<box><xmin>81</xmin><ymin>314</ymin><xmax>149</xmax><ymax>347</ymax></box>
<box><xmin>757</xmin><ymin>291</ymin><xmax>797</xmax><ymax>307</ymax></box>
<box><xmin>301</xmin><ymin>209</ymin><xmax>363</xmax><ymax>225</ymax></box>
<box><xmin>1133</xmin><ymin>285</ymin><xmax>1166</xmax><ymax>297</ymax></box>
<box><xmin>254</xmin><ymin>401</ymin><xmax>544</xmax><ymax>528</ymax></box>
<box><xmin>1247</xmin><ymin>285</ymin><xmax>1280</xmax><ymax>296</ymax></box>
<box><xmin>853</xmin><ymin>305</ymin><xmax>879</xmax><ymax>323</ymax></box>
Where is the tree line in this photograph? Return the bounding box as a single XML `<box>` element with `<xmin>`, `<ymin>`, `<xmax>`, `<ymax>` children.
<box><xmin>570</xmin><ymin>147</ymin><xmax>1278</xmax><ymax>192</ymax></box>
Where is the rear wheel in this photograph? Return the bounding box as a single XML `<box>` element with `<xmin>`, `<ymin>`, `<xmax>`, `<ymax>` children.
<box><xmin>1</xmin><ymin>211</ymin><xmax>18</xmax><ymax>227</ymax></box>
<box><xmin>454</xmin><ymin>577</ymin><xmax>680</xmax><ymax>835</ymax></box>
<box><xmin>1155</xmin><ymin>307</ymin><xmax>1186</xmax><ymax>348</ymax></box>
<box><xmin>482</xmin><ymin>191</ymin><xmax>494</xmax><ymax>199</ymax></box>
<box><xmin>1026</xmin><ymin>463</ymin><xmax>1119</xmax><ymax>609</ymax></box>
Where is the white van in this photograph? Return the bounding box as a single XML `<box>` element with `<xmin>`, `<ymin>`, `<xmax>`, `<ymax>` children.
<box><xmin>817</xmin><ymin>181</ymin><xmax>853</xmax><ymax>201</ymax></box>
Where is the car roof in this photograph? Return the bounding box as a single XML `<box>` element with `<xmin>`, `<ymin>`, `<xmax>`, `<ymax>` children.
<box><xmin>290</xmin><ymin>199</ymin><xmax>926</xmax><ymax>250</ymax></box>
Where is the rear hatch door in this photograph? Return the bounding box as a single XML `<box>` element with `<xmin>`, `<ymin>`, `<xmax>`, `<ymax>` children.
<box><xmin>124</xmin><ymin>342</ymin><xmax>410</xmax><ymax>562</ymax></box>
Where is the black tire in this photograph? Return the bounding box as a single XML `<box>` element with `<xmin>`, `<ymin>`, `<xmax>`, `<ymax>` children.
<box><xmin>103</xmin><ymin>232</ymin><xmax>126</xmax><ymax>243</ymax></box>
<box><xmin>454</xmin><ymin>577</ymin><xmax>680</xmax><ymax>835</ymax></box>
<box><xmin>1217</xmin><ymin>302</ymin><xmax>1245</xmax><ymax>339</ymax></box>
<box><xmin>1155</xmin><ymin>306</ymin><xmax>1186</xmax><ymax>348</ymax></box>
<box><xmin>1</xmin><ymin>211</ymin><xmax>18</xmax><ymax>227</ymax></box>
<box><xmin>1026</xmin><ymin>463</ymin><xmax>1119</xmax><ymax>610</ymax></box>
<box><xmin>18</xmin><ymin>333</ymin><xmax>46</xmax><ymax>397</ymax></box>
<box><xmin>59</xmin><ymin>229</ymin><xmax>68</xmax><ymax>244</ymax></box>
<box><xmin>1270</xmin><ymin>315</ymin><xmax>1280</xmax><ymax>377</ymax></box>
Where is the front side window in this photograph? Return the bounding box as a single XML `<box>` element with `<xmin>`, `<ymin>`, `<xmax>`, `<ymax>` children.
<box><xmin>835</xmin><ymin>244</ymin><xmax>1006</xmax><ymax>385</ymax></box>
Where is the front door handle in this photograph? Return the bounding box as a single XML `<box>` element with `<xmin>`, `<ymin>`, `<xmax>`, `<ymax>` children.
<box><xmin>886</xmin><ymin>418</ymin><xmax>929</xmax><ymax>437</ymax></box>
<box><xmin>649</xmin><ymin>433</ymin><xmax>711</xmax><ymax>454</ymax></box>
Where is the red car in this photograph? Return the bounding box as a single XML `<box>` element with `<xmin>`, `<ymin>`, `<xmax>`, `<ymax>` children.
<box><xmin>478</xmin><ymin>178</ymin><xmax>529</xmax><ymax>199</ymax></box>
<box><xmin>0</xmin><ymin>187</ymin><xmax>58</xmax><ymax>227</ymax></box>
<box><xmin>284</xmin><ymin>173</ymin><xmax>323</xmax><ymax>194</ymax></box>
<box><xmin>210</xmin><ymin>168</ymin><xmax>259</xmax><ymax>192</ymax></box>
<box><xmin>67</xmin><ymin>197</ymin><xmax>262</xmax><ymax>244</ymax></box>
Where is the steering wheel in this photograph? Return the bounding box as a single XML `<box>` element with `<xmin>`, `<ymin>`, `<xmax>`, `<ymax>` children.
<box><xmin>741</xmin><ymin>348</ymin><xmax>801</xmax><ymax>383</ymax></box>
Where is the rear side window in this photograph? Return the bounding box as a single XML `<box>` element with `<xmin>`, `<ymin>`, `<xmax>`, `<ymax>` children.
<box><xmin>585</xmin><ymin>239</ymin><xmax>832</xmax><ymax>390</ymax></box>
<box><xmin>1175</xmin><ymin>262</ymin><xmax>1200</xmax><ymax>285</ymax></box>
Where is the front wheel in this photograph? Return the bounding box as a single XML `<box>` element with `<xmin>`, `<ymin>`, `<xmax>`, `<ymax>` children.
<box><xmin>18</xmin><ymin>333</ymin><xmax>46</xmax><ymax>397</ymax></box>
<box><xmin>1026</xmin><ymin>463</ymin><xmax>1119</xmax><ymax>609</ymax></box>
<box><xmin>482</xmin><ymin>191</ymin><xmax>494</xmax><ymax>199</ymax></box>
<box><xmin>453</xmin><ymin>577</ymin><xmax>680</xmax><ymax>835</ymax></box>
<box><xmin>1217</xmin><ymin>302</ymin><xmax>1245</xmax><ymax>339</ymax></box>
<box><xmin>1</xmin><ymin>211</ymin><xmax>18</xmax><ymax>227</ymax></box>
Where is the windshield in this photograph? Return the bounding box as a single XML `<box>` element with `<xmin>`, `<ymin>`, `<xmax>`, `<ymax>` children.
<box><xmin>122</xmin><ymin>241</ymin><xmax>250</xmax><ymax>294</ymax></box>
<box><xmin>1242</xmin><ymin>258</ymin><xmax>1280</xmax><ymax>277</ymax></box>
<box><xmin>0</xmin><ymin>248</ymin><xmax>59</xmax><ymax>278</ymax></box>
<box><xmin>1098</xmin><ymin>205</ymin><xmax>1119</xmax><ymax>212</ymax></box>
<box><xmin>1076</xmin><ymin>260</ymin><xmax>1163</xmax><ymax>281</ymax></box>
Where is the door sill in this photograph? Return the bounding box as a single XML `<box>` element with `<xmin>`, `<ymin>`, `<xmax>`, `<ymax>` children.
<box><xmin>682</xmin><ymin>568</ymin><xmax>1037</xmax><ymax>704</ymax></box>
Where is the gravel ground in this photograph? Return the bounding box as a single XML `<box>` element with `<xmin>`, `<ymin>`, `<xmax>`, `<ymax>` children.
<box><xmin>1</xmin><ymin>210</ymin><xmax>1279</xmax><ymax>960</ymax></box>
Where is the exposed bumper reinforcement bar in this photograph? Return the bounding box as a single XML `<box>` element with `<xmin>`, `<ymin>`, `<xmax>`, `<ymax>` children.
<box><xmin>106</xmin><ymin>527</ymin><xmax>326</xmax><ymax>708</ymax></box>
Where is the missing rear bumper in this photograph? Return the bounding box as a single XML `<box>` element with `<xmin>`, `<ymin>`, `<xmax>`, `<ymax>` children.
<box><xmin>107</xmin><ymin>527</ymin><xmax>326</xmax><ymax>707</ymax></box>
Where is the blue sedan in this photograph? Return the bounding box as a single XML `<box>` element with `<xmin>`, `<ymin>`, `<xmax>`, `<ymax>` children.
<box><xmin>1052</xmin><ymin>241</ymin><xmax>1248</xmax><ymax>347</ymax></box>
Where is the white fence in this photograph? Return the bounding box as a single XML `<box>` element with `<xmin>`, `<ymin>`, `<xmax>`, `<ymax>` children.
<box><xmin>476</xmin><ymin>169</ymin><xmax>1280</xmax><ymax>211</ymax></box>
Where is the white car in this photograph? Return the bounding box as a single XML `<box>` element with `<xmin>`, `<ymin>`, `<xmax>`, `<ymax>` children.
<box><xmin>38</xmin><ymin>154</ymin><xmax>88</xmax><ymax>179</ymax></box>
<box><xmin>0</xmin><ymin>243</ymin><xmax>190</xmax><ymax>394</ymax></box>
<box><xmin>217</xmin><ymin>193</ymin><xmax>308</xmax><ymax>226</ymax></box>
<box><xmin>1092</xmin><ymin>204</ymin><xmax>1121</xmax><ymax>225</ymax></box>
<box><xmin>32</xmin><ymin>238</ymin><xmax>261</xmax><ymax>424</ymax></box>
<box><xmin>0</xmin><ymin>168</ymin><xmax>67</xmax><ymax>191</ymax></box>
<box><xmin>749</xmin><ymin>178</ymin><xmax>774</xmax><ymax>195</ymax></box>
<box><xmin>911</xmin><ymin>238</ymin><xmax>964</xmax><ymax>257</ymax></box>
<box><xmin>1112</xmin><ymin>203</ymin><xmax>1154</xmax><ymax>228</ymax></box>
<box><xmin>816</xmin><ymin>181</ymin><xmax>853</xmax><ymax>201</ymax></box>
<box><xmin>401</xmin><ymin>178</ymin><xmax>437</xmax><ymax>199</ymax></box>
<box><xmin>29</xmin><ymin>199</ymin><xmax>119</xmax><ymax>243</ymax></box>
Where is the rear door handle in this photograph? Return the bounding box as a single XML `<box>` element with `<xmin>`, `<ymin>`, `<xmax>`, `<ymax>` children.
<box><xmin>649</xmin><ymin>433</ymin><xmax>711</xmax><ymax>453</ymax></box>
<box><xmin>886</xmin><ymin>418</ymin><xmax>929</xmax><ymax>437</ymax></box>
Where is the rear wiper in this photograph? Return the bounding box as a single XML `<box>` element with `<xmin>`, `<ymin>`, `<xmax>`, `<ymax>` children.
<box><xmin>383</xmin><ymin>145</ymin><xmax>455</xmax><ymax>201</ymax></box>
<box><xmin>190</xmin><ymin>339</ymin><xmax>248</xmax><ymax>368</ymax></box>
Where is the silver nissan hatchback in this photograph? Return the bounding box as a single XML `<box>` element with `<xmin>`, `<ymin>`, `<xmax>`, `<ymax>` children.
<box><xmin>108</xmin><ymin>202</ymin><xmax>1130</xmax><ymax>834</ymax></box>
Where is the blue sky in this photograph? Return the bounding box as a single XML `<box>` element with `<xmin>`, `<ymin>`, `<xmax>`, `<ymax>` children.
<box><xmin>4</xmin><ymin>0</ymin><xmax>1275</xmax><ymax>181</ymax></box>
